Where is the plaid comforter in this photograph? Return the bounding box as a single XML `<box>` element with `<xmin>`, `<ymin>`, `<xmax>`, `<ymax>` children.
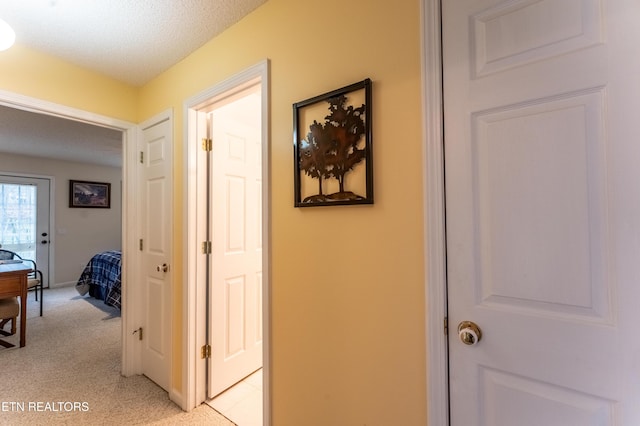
<box><xmin>76</xmin><ymin>250</ymin><xmax>121</xmax><ymax>309</ymax></box>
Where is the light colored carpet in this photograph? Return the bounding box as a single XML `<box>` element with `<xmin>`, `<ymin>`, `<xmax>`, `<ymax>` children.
<box><xmin>0</xmin><ymin>285</ymin><xmax>235</xmax><ymax>425</ymax></box>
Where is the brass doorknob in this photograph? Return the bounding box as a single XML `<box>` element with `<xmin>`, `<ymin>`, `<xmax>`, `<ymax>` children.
<box><xmin>458</xmin><ymin>321</ymin><xmax>482</xmax><ymax>345</ymax></box>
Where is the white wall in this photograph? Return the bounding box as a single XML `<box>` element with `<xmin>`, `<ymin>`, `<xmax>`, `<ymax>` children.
<box><xmin>0</xmin><ymin>152</ymin><xmax>122</xmax><ymax>286</ymax></box>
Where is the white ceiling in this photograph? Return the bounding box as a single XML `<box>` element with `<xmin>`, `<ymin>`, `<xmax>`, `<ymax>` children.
<box><xmin>0</xmin><ymin>0</ymin><xmax>268</xmax><ymax>168</ymax></box>
<box><xmin>0</xmin><ymin>105</ymin><xmax>123</xmax><ymax>167</ymax></box>
<box><xmin>0</xmin><ymin>0</ymin><xmax>267</xmax><ymax>86</ymax></box>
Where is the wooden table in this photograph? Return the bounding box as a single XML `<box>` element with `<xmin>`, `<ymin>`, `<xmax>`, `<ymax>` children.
<box><xmin>0</xmin><ymin>262</ymin><xmax>31</xmax><ymax>347</ymax></box>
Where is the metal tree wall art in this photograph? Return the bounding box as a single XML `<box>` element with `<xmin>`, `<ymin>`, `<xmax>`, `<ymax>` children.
<box><xmin>293</xmin><ymin>79</ymin><xmax>373</xmax><ymax>207</ymax></box>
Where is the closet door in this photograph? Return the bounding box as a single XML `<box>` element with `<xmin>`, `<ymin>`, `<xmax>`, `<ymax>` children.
<box><xmin>444</xmin><ymin>1</ymin><xmax>640</xmax><ymax>424</ymax></box>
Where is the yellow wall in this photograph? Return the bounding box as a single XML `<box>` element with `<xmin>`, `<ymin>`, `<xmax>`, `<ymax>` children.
<box><xmin>0</xmin><ymin>44</ymin><xmax>137</xmax><ymax>121</ymax></box>
<box><xmin>141</xmin><ymin>0</ymin><xmax>426</xmax><ymax>423</ymax></box>
<box><xmin>0</xmin><ymin>0</ymin><xmax>426</xmax><ymax>424</ymax></box>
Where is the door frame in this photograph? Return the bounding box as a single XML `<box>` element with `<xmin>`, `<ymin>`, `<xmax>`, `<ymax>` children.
<box><xmin>421</xmin><ymin>0</ymin><xmax>449</xmax><ymax>425</ymax></box>
<box><xmin>0</xmin><ymin>89</ymin><xmax>141</xmax><ymax>377</ymax></box>
<box><xmin>183</xmin><ymin>59</ymin><xmax>271</xmax><ymax>422</ymax></box>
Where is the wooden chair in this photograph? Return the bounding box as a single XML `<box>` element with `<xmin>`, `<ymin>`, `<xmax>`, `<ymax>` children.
<box><xmin>0</xmin><ymin>249</ymin><xmax>43</xmax><ymax>316</ymax></box>
<box><xmin>0</xmin><ymin>297</ymin><xmax>19</xmax><ymax>348</ymax></box>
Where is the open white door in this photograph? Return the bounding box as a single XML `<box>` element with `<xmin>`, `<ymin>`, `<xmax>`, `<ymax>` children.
<box><xmin>139</xmin><ymin>114</ymin><xmax>173</xmax><ymax>391</ymax></box>
<box><xmin>208</xmin><ymin>84</ymin><xmax>263</xmax><ymax>397</ymax></box>
<box><xmin>184</xmin><ymin>60</ymin><xmax>270</xmax><ymax>420</ymax></box>
<box><xmin>444</xmin><ymin>1</ymin><xmax>640</xmax><ymax>424</ymax></box>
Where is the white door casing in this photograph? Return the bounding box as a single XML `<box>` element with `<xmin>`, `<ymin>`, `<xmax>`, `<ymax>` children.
<box><xmin>183</xmin><ymin>60</ymin><xmax>270</xmax><ymax>423</ymax></box>
<box><xmin>139</xmin><ymin>113</ymin><xmax>173</xmax><ymax>391</ymax></box>
<box><xmin>443</xmin><ymin>1</ymin><xmax>640</xmax><ymax>425</ymax></box>
<box><xmin>421</xmin><ymin>1</ymin><xmax>448</xmax><ymax>425</ymax></box>
<box><xmin>208</xmin><ymin>85</ymin><xmax>263</xmax><ymax>397</ymax></box>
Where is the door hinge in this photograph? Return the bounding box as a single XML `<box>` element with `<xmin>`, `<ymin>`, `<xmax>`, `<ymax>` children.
<box><xmin>133</xmin><ymin>327</ymin><xmax>143</xmax><ymax>341</ymax></box>
<box><xmin>202</xmin><ymin>138</ymin><xmax>212</xmax><ymax>152</ymax></box>
<box><xmin>201</xmin><ymin>241</ymin><xmax>211</xmax><ymax>254</ymax></box>
<box><xmin>139</xmin><ymin>239</ymin><xmax>143</xmax><ymax>251</ymax></box>
<box><xmin>140</xmin><ymin>151</ymin><xmax>144</xmax><ymax>164</ymax></box>
<box><xmin>444</xmin><ymin>316</ymin><xmax>448</xmax><ymax>335</ymax></box>
<box><xmin>201</xmin><ymin>344</ymin><xmax>211</xmax><ymax>359</ymax></box>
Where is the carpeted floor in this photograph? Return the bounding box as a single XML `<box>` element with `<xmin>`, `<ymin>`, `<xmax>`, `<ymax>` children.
<box><xmin>0</xmin><ymin>285</ymin><xmax>235</xmax><ymax>425</ymax></box>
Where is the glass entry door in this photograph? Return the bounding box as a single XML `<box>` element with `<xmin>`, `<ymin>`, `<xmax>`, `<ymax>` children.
<box><xmin>0</xmin><ymin>175</ymin><xmax>51</xmax><ymax>287</ymax></box>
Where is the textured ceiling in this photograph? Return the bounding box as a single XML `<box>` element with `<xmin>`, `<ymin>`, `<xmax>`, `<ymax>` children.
<box><xmin>0</xmin><ymin>0</ymin><xmax>268</xmax><ymax>168</ymax></box>
<box><xmin>0</xmin><ymin>105</ymin><xmax>123</xmax><ymax>167</ymax></box>
<box><xmin>0</xmin><ymin>0</ymin><xmax>268</xmax><ymax>86</ymax></box>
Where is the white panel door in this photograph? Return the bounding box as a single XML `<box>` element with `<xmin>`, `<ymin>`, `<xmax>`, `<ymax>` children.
<box><xmin>140</xmin><ymin>117</ymin><xmax>172</xmax><ymax>391</ymax></box>
<box><xmin>444</xmin><ymin>1</ymin><xmax>640</xmax><ymax>424</ymax></box>
<box><xmin>208</xmin><ymin>86</ymin><xmax>263</xmax><ymax>397</ymax></box>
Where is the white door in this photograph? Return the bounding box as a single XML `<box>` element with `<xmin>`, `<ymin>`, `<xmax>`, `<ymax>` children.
<box><xmin>444</xmin><ymin>1</ymin><xmax>640</xmax><ymax>424</ymax></box>
<box><xmin>208</xmin><ymin>85</ymin><xmax>263</xmax><ymax>397</ymax></box>
<box><xmin>140</xmin><ymin>116</ymin><xmax>173</xmax><ymax>391</ymax></box>
<box><xmin>0</xmin><ymin>175</ymin><xmax>50</xmax><ymax>286</ymax></box>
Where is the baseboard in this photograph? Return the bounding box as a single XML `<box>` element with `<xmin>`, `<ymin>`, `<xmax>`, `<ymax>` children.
<box><xmin>50</xmin><ymin>281</ymin><xmax>76</xmax><ymax>288</ymax></box>
<box><xmin>170</xmin><ymin>386</ymin><xmax>186</xmax><ymax>411</ymax></box>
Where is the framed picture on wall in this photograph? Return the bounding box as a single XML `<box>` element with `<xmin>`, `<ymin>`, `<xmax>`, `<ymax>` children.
<box><xmin>69</xmin><ymin>180</ymin><xmax>111</xmax><ymax>208</ymax></box>
<box><xmin>293</xmin><ymin>78</ymin><xmax>373</xmax><ymax>207</ymax></box>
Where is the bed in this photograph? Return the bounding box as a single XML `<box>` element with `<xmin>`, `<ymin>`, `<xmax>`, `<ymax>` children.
<box><xmin>75</xmin><ymin>250</ymin><xmax>121</xmax><ymax>309</ymax></box>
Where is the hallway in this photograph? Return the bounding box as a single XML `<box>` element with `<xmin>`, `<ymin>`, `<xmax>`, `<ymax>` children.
<box><xmin>207</xmin><ymin>369</ymin><xmax>263</xmax><ymax>426</ymax></box>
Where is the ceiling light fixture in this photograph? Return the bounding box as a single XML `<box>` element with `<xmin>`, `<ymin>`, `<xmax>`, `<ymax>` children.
<box><xmin>0</xmin><ymin>18</ymin><xmax>16</xmax><ymax>51</ymax></box>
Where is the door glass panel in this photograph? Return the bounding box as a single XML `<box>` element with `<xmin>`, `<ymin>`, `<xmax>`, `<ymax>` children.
<box><xmin>0</xmin><ymin>183</ymin><xmax>37</xmax><ymax>260</ymax></box>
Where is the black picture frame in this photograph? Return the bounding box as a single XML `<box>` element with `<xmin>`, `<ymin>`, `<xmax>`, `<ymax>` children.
<box><xmin>69</xmin><ymin>180</ymin><xmax>111</xmax><ymax>208</ymax></box>
<box><xmin>293</xmin><ymin>78</ymin><xmax>373</xmax><ymax>207</ymax></box>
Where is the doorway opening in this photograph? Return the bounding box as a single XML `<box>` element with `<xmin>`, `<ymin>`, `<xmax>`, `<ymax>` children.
<box><xmin>0</xmin><ymin>90</ymin><xmax>139</xmax><ymax>378</ymax></box>
<box><xmin>184</xmin><ymin>60</ymin><xmax>270</xmax><ymax>425</ymax></box>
